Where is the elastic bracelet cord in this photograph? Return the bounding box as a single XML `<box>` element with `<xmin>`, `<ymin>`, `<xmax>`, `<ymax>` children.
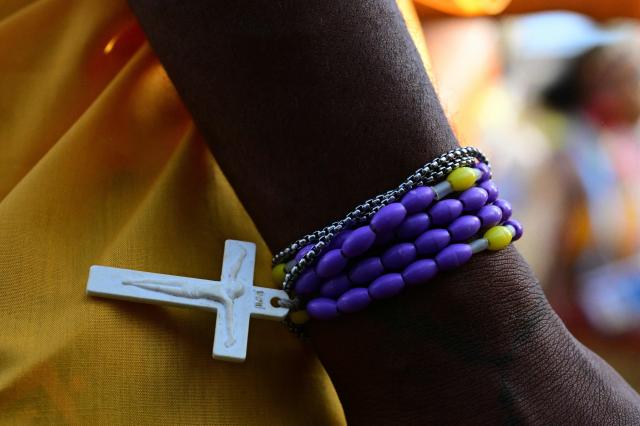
<box><xmin>270</xmin><ymin>147</ymin><xmax>522</xmax><ymax>332</ymax></box>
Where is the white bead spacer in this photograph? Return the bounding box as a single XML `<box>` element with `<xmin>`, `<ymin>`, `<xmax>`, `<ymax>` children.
<box><xmin>432</xmin><ymin>180</ymin><xmax>453</xmax><ymax>200</ymax></box>
<box><xmin>470</xmin><ymin>238</ymin><xmax>489</xmax><ymax>254</ymax></box>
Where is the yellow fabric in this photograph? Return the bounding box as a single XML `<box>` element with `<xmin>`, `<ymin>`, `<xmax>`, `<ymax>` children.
<box><xmin>0</xmin><ymin>1</ymin><xmax>344</xmax><ymax>424</ymax></box>
<box><xmin>0</xmin><ymin>0</ymin><xmax>441</xmax><ymax>423</ymax></box>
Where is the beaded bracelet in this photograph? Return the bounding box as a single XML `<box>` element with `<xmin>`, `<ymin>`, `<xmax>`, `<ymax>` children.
<box><xmin>272</xmin><ymin>147</ymin><xmax>488</xmax><ymax>296</ymax></box>
<box><xmin>271</xmin><ymin>148</ymin><xmax>523</xmax><ymax>328</ymax></box>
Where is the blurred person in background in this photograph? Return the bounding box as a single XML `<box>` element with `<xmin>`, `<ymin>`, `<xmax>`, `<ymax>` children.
<box><xmin>537</xmin><ymin>43</ymin><xmax>640</xmax><ymax>334</ymax></box>
<box><xmin>420</xmin><ymin>10</ymin><xmax>640</xmax><ymax>387</ymax></box>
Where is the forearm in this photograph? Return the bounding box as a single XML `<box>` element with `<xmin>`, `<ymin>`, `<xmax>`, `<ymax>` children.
<box><xmin>311</xmin><ymin>249</ymin><xmax>640</xmax><ymax>424</ymax></box>
<box><xmin>127</xmin><ymin>0</ymin><xmax>455</xmax><ymax>250</ymax></box>
<box><xmin>128</xmin><ymin>0</ymin><xmax>640</xmax><ymax>423</ymax></box>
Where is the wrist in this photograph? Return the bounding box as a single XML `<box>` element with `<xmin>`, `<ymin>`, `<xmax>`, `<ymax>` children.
<box><xmin>308</xmin><ymin>247</ymin><xmax>572</xmax><ymax>423</ymax></box>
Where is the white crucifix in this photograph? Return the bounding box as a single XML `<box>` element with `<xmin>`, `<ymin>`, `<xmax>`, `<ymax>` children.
<box><xmin>86</xmin><ymin>240</ymin><xmax>290</xmax><ymax>362</ymax></box>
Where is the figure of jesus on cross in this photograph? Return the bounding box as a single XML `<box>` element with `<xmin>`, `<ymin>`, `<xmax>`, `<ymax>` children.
<box><xmin>86</xmin><ymin>240</ymin><xmax>290</xmax><ymax>362</ymax></box>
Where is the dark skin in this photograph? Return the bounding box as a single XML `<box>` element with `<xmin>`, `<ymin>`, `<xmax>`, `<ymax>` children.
<box><xmin>127</xmin><ymin>0</ymin><xmax>640</xmax><ymax>423</ymax></box>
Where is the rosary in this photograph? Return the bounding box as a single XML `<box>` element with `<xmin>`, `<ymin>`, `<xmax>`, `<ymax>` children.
<box><xmin>87</xmin><ymin>147</ymin><xmax>523</xmax><ymax>362</ymax></box>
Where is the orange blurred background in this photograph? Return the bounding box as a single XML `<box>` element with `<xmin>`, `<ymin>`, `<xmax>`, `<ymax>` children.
<box><xmin>416</xmin><ymin>2</ymin><xmax>640</xmax><ymax>389</ymax></box>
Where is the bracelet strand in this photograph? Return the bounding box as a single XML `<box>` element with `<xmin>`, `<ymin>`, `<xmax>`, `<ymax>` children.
<box><xmin>271</xmin><ymin>147</ymin><xmax>519</xmax><ymax>336</ymax></box>
<box><xmin>273</xmin><ymin>147</ymin><xmax>488</xmax><ymax>299</ymax></box>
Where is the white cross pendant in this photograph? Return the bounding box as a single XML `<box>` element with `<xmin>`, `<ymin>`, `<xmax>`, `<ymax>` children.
<box><xmin>86</xmin><ymin>240</ymin><xmax>290</xmax><ymax>362</ymax></box>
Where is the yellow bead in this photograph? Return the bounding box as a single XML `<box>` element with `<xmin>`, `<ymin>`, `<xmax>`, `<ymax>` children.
<box><xmin>484</xmin><ymin>226</ymin><xmax>513</xmax><ymax>251</ymax></box>
<box><xmin>446</xmin><ymin>167</ymin><xmax>480</xmax><ymax>191</ymax></box>
<box><xmin>272</xmin><ymin>263</ymin><xmax>286</xmax><ymax>284</ymax></box>
<box><xmin>289</xmin><ymin>310</ymin><xmax>309</xmax><ymax>325</ymax></box>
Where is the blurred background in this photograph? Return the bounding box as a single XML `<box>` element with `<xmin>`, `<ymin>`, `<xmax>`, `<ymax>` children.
<box><xmin>412</xmin><ymin>0</ymin><xmax>640</xmax><ymax>389</ymax></box>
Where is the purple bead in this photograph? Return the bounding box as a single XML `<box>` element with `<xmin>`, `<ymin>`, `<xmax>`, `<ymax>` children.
<box><xmin>402</xmin><ymin>259</ymin><xmax>438</xmax><ymax>286</ymax></box>
<box><xmin>381</xmin><ymin>242</ymin><xmax>417</xmax><ymax>270</ymax></box>
<box><xmin>327</xmin><ymin>229</ymin><xmax>353</xmax><ymax>250</ymax></box>
<box><xmin>415</xmin><ymin>228</ymin><xmax>451</xmax><ymax>256</ymax></box>
<box><xmin>307</xmin><ymin>297</ymin><xmax>339</xmax><ymax>320</ymax></box>
<box><xmin>479</xmin><ymin>180</ymin><xmax>499</xmax><ymax>203</ymax></box>
<box><xmin>475</xmin><ymin>162</ymin><xmax>491</xmax><ymax>183</ymax></box>
<box><xmin>337</xmin><ymin>287</ymin><xmax>372</xmax><ymax>313</ymax></box>
<box><xmin>396</xmin><ymin>213</ymin><xmax>431</xmax><ymax>240</ymax></box>
<box><xmin>428</xmin><ymin>199</ymin><xmax>463</xmax><ymax>226</ymax></box>
<box><xmin>370</xmin><ymin>203</ymin><xmax>407</xmax><ymax>234</ymax></box>
<box><xmin>458</xmin><ymin>187</ymin><xmax>489</xmax><ymax>212</ymax></box>
<box><xmin>294</xmin><ymin>269</ymin><xmax>321</xmax><ymax>295</ymax></box>
<box><xmin>342</xmin><ymin>225</ymin><xmax>376</xmax><ymax>257</ymax></box>
<box><xmin>316</xmin><ymin>249</ymin><xmax>348</xmax><ymax>278</ymax></box>
<box><xmin>435</xmin><ymin>244</ymin><xmax>472</xmax><ymax>271</ymax></box>
<box><xmin>505</xmin><ymin>219</ymin><xmax>523</xmax><ymax>241</ymax></box>
<box><xmin>369</xmin><ymin>273</ymin><xmax>405</xmax><ymax>300</ymax></box>
<box><xmin>294</xmin><ymin>244</ymin><xmax>314</xmax><ymax>262</ymax></box>
<box><xmin>401</xmin><ymin>186</ymin><xmax>435</xmax><ymax>214</ymax></box>
<box><xmin>477</xmin><ymin>205</ymin><xmax>502</xmax><ymax>228</ymax></box>
<box><xmin>320</xmin><ymin>274</ymin><xmax>352</xmax><ymax>299</ymax></box>
<box><xmin>349</xmin><ymin>257</ymin><xmax>384</xmax><ymax>285</ymax></box>
<box><xmin>493</xmin><ymin>199</ymin><xmax>512</xmax><ymax>221</ymax></box>
<box><xmin>448</xmin><ymin>215</ymin><xmax>481</xmax><ymax>242</ymax></box>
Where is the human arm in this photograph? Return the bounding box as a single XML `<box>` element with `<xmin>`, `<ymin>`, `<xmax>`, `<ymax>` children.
<box><xmin>127</xmin><ymin>0</ymin><xmax>640</xmax><ymax>423</ymax></box>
